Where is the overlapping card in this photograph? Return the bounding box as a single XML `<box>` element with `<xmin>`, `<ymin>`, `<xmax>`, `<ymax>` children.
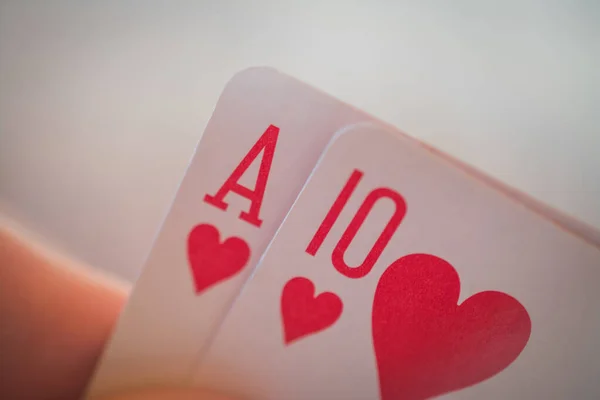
<box><xmin>87</xmin><ymin>68</ymin><xmax>600</xmax><ymax>400</ymax></box>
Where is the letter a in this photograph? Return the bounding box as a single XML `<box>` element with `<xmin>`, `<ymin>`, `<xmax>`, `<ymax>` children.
<box><xmin>203</xmin><ymin>124</ymin><xmax>280</xmax><ymax>228</ymax></box>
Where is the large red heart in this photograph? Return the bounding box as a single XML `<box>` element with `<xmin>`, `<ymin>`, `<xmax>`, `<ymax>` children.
<box><xmin>281</xmin><ymin>277</ymin><xmax>343</xmax><ymax>344</ymax></box>
<box><xmin>187</xmin><ymin>223</ymin><xmax>250</xmax><ymax>294</ymax></box>
<box><xmin>372</xmin><ymin>253</ymin><xmax>531</xmax><ymax>400</ymax></box>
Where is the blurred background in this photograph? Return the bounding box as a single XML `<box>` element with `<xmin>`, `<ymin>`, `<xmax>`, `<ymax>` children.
<box><xmin>1</xmin><ymin>0</ymin><xmax>599</xmax><ymax>281</ymax></box>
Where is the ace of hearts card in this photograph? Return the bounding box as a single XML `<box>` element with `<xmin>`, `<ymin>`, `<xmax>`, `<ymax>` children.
<box><xmin>192</xmin><ymin>123</ymin><xmax>600</xmax><ymax>399</ymax></box>
<box><xmin>86</xmin><ymin>67</ymin><xmax>376</xmax><ymax>397</ymax></box>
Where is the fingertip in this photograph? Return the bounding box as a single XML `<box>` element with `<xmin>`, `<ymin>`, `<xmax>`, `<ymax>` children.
<box><xmin>95</xmin><ymin>387</ymin><xmax>239</xmax><ymax>400</ymax></box>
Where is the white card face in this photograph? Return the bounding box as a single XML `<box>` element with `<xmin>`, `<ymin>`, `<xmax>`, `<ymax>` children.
<box><xmin>87</xmin><ymin>68</ymin><xmax>372</xmax><ymax>396</ymax></box>
<box><xmin>192</xmin><ymin>123</ymin><xmax>600</xmax><ymax>400</ymax></box>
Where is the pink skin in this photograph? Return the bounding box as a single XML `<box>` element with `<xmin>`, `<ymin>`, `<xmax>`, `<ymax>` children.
<box><xmin>0</xmin><ymin>226</ymin><xmax>237</xmax><ymax>400</ymax></box>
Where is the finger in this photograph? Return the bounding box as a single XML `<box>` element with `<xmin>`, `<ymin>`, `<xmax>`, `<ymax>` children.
<box><xmin>0</xmin><ymin>224</ymin><xmax>128</xmax><ymax>400</ymax></box>
<box><xmin>95</xmin><ymin>387</ymin><xmax>238</xmax><ymax>400</ymax></box>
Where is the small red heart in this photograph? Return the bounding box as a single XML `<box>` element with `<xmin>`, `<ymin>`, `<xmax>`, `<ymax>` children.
<box><xmin>373</xmin><ymin>254</ymin><xmax>531</xmax><ymax>400</ymax></box>
<box><xmin>187</xmin><ymin>223</ymin><xmax>250</xmax><ymax>294</ymax></box>
<box><xmin>281</xmin><ymin>277</ymin><xmax>343</xmax><ymax>344</ymax></box>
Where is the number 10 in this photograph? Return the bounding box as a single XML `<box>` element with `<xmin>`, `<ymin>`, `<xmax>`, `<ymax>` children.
<box><xmin>306</xmin><ymin>169</ymin><xmax>407</xmax><ymax>279</ymax></box>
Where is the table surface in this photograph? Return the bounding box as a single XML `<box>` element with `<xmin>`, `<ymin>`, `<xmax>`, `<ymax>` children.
<box><xmin>1</xmin><ymin>0</ymin><xmax>599</xmax><ymax>280</ymax></box>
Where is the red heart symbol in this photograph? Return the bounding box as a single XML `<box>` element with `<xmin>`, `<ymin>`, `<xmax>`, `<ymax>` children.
<box><xmin>373</xmin><ymin>254</ymin><xmax>531</xmax><ymax>400</ymax></box>
<box><xmin>187</xmin><ymin>223</ymin><xmax>250</xmax><ymax>294</ymax></box>
<box><xmin>281</xmin><ymin>277</ymin><xmax>343</xmax><ymax>344</ymax></box>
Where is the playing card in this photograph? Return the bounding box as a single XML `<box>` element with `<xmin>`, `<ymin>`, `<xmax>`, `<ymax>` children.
<box><xmin>88</xmin><ymin>67</ymin><xmax>598</xmax><ymax>398</ymax></box>
<box><xmin>86</xmin><ymin>68</ymin><xmax>374</xmax><ymax>396</ymax></box>
<box><xmin>192</xmin><ymin>123</ymin><xmax>600</xmax><ymax>400</ymax></box>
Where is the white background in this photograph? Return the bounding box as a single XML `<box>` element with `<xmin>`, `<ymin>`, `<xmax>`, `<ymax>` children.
<box><xmin>1</xmin><ymin>0</ymin><xmax>599</xmax><ymax>281</ymax></box>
